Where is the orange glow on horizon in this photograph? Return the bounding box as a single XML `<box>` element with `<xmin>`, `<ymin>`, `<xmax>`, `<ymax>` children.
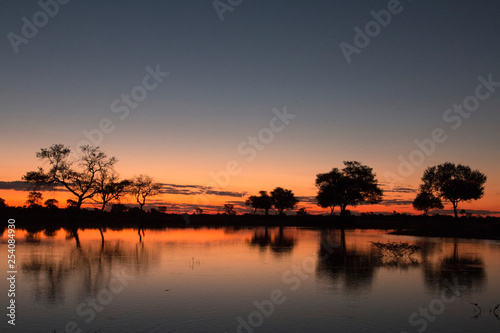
<box><xmin>1</xmin><ymin>170</ymin><xmax>498</xmax><ymax>217</ymax></box>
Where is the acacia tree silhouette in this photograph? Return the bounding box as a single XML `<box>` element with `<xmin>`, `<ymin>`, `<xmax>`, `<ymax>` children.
<box><xmin>270</xmin><ymin>187</ymin><xmax>298</xmax><ymax>215</ymax></box>
<box><xmin>316</xmin><ymin>161</ymin><xmax>383</xmax><ymax>215</ymax></box>
<box><xmin>130</xmin><ymin>175</ymin><xmax>160</xmax><ymax>211</ymax></box>
<box><xmin>23</xmin><ymin>144</ymin><xmax>116</xmax><ymax>209</ymax></box>
<box><xmin>246</xmin><ymin>191</ymin><xmax>273</xmax><ymax>215</ymax></box>
<box><xmin>93</xmin><ymin>169</ymin><xmax>131</xmax><ymax>211</ymax></box>
<box><xmin>412</xmin><ymin>189</ymin><xmax>443</xmax><ymax>215</ymax></box>
<box><xmin>26</xmin><ymin>191</ymin><xmax>43</xmax><ymax>208</ymax></box>
<box><xmin>223</xmin><ymin>203</ymin><xmax>236</xmax><ymax>215</ymax></box>
<box><xmin>418</xmin><ymin>162</ymin><xmax>486</xmax><ymax>218</ymax></box>
<box><xmin>44</xmin><ymin>198</ymin><xmax>59</xmax><ymax>209</ymax></box>
<box><xmin>316</xmin><ymin>168</ymin><xmax>343</xmax><ymax>215</ymax></box>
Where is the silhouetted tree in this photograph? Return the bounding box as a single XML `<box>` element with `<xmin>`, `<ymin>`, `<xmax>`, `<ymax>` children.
<box><xmin>110</xmin><ymin>203</ymin><xmax>128</xmax><ymax>213</ymax></box>
<box><xmin>23</xmin><ymin>144</ymin><xmax>117</xmax><ymax>209</ymax></box>
<box><xmin>270</xmin><ymin>227</ymin><xmax>296</xmax><ymax>255</ymax></box>
<box><xmin>66</xmin><ymin>199</ymin><xmax>78</xmax><ymax>209</ymax></box>
<box><xmin>0</xmin><ymin>198</ymin><xmax>7</xmax><ymax>210</ymax></box>
<box><xmin>26</xmin><ymin>191</ymin><xmax>43</xmax><ymax>208</ymax></box>
<box><xmin>412</xmin><ymin>190</ymin><xmax>443</xmax><ymax>215</ymax></box>
<box><xmin>296</xmin><ymin>207</ymin><xmax>308</xmax><ymax>216</ymax></box>
<box><xmin>130</xmin><ymin>175</ymin><xmax>160</xmax><ymax>210</ymax></box>
<box><xmin>223</xmin><ymin>203</ymin><xmax>236</xmax><ymax>215</ymax></box>
<box><xmin>158</xmin><ymin>206</ymin><xmax>167</xmax><ymax>213</ymax></box>
<box><xmin>44</xmin><ymin>199</ymin><xmax>59</xmax><ymax>209</ymax></box>
<box><xmin>419</xmin><ymin>162</ymin><xmax>486</xmax><ymax>218</ymax></box>
<box><xmin>249</xmin><ymin>227</ymin><xmax>271</xmax><ymax>249</ymax></box>
<box><xmin>93</xmin><ymin>169</ymin><xmax>131</xmax><ymax>211</ymax></box>
<box><xmin>246</xmin><ymin>191</ymin><xmax>273</xmax><ymax>215</ymax></box>
<box><xmin>316</xmin><ymin>161</ymin><xmax>383</xmax><ymax>215</ymax></box>
<box><xmin>271</xmin><ymin>187</ymin><xmax>298</xmax><ymax>215</ymax></box>
<box><xmin>315</xmin><ymin>168</ymin><xmax>343</xmax><ymax>214</ymax></box>
<box><xmin>195</xmin><ymin>207</ymin><xmax>203</xmax><ymax>215</ymax></box>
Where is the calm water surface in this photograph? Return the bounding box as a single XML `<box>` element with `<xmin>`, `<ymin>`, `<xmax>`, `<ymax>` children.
<box><xmin>1</xmin><ymin>227</ymin><xmax>499</xmax><ymax>332</ymax></box>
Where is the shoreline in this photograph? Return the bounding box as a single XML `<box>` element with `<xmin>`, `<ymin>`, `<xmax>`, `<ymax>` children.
<box><xmin>2</xmin><ymin>207</ymin><xmax>500</xmax><ymax>241</ymax></box>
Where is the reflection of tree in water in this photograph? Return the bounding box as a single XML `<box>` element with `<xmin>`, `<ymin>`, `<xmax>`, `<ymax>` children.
<box><xmin>316</xmin><ymin>229</ymin><xmax>378</xmax><ymax>292</ymax></box>
<box><xmin>317</xmin><ymin>232</ymin><xmax>487</xmax><ymax>296</ymax></box>
<box><xmin>137</xmin><ymin>228</ymin><xmax>146</xmax><ymax>243</ymax></box>
<box><xmin>25</xmin><ymin>231</ymin><xmax>42</xmax><ymax>244</ymax></box>
<box><xmin>248</xmin><ymin>227</ymin><xmax>295</xmax><ymax>256</ymax></box>
<box><xmin>21</xmin><ymin>228</ymin><xmax>157</xmax><ymax>306</ymax></box>
<box><xmin>249</xmin><ymin>227</ymin><xmax>271</xmax><ymax>250</ymax></box>
<box><xmin>43</xmin><ymin>228</ymin><xmax>57</xmax><ymax>237</ymax></box>
<box><xmin>22</xmin><ymin>250</ymin><xmax>73</xmax><ymax>304</ymax></box>
<box><xmin>65</xmin><ymin>228</ymin><xmax>81</xmax><ymax>248</ymax></box>
<box><xmin>270</xmin><ymin>227</ymin><xmax>295</xmax><ymax>255</ymax></box>
<box><xmin>423</xmin><ymin>240</ymin><xmax>486</xmax><ymax>296</ymax></box>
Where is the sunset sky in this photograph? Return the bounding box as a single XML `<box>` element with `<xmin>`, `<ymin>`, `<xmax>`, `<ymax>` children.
<box><xmin>1</xmin><ymin>1</ymin><xmax>499</xmax><ymax>215</ymax></box>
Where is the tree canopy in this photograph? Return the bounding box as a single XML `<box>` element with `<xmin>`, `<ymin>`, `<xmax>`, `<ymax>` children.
<box><xmin>418</xmin><ymin>162</ymin><xmax>486</xmax><ymax>218</ymax></box>
<box><xmin>223</xmin><ymin>203</ymin><xmax>236</xmax><ymax>215</ymax></box>
<box><xmin>246</xmin><ymin>191</ymin><xmax>273</xmax><ymax>215</ymax></box>
<box><xmin>270</xmin><ymin>187</ymin><xmax>298</xmax><ymax>215</ymax></box>
<box><xmin>315</xmin><ymin>161</ymin><xmax>383</xmax><ymax>214</ymax></box>
<box><xmin>44</xmin><ymin>198</ymin><xmax>59</xmax><ymax>209</ymax></box>
<box><xmin>130</xmin><ymin>175</ymin><xmax>160</xmax><ymax>210</ymax></box>
<box><xmin>412</xmin><ymin>190</ymin><xmax>443</xmax><ymax>215</ymax></box>
<box><xmin>26</xmin><ymin>191</ymin><xmax>43</xmax><ymax>208</ymax></box>
<box><xmin>23</xmin><ymin>144</ymin><xmax>117</xmax><ymax>209</ymax></box>
<box><xmin>93</xmin><ymin>169</ymin><xmax>131</xmax><ymax>211</ymax></box>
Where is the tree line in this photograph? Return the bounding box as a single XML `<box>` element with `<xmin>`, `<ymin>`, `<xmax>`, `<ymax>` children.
<box><xmin>10</xmin><ymin>143</ymin><xmax>488</xmax><ymax>218</ymax></box>
<box><xmin>21</xmin><ymin>144</ymin><xmax>160</xmax><ymax>211</ymax></box>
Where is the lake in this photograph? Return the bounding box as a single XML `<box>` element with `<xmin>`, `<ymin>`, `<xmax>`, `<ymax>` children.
<box><xmin>1</xmin><ymin>227</ymin><xmax>499</xmax><ymax>332</ymax></box>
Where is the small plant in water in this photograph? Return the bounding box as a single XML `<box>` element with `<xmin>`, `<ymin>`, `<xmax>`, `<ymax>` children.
<box><xmin>370</xmin><ymin>241</ymin><xmax>421</xmax><ymax>266</ymax></box>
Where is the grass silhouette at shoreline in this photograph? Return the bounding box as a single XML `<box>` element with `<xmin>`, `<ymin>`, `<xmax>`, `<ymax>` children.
<box><xmin>2</xmin><ymin>206</ymin><xmax>499</xmax><ymax>240</ymax></box>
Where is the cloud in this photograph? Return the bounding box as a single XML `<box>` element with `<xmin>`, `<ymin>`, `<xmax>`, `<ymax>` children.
<box><xmin>142</xmin><ymin>198</ymin><xmax>249</xmax><ymax>213</ymax></box>
<box><xmin>431</xmin><ymin>209</ymin><xmax>500</xmax><ymax>216</ymax></box>
<box><xmin>157</xmin><ymin>183</ymin><xmax>208</xmax><ymax>195</ymax></box>
<box><xmin>296</xmin><ymin>196</ymin><xmax>317</xmax><ymax>204</ymax></box>
<box><xmin>0</xmin><ymin>181</ymin><xmax>66</xmax><ymax>192</ymax></box>
<box><xmin>0</xmin><ymin>180</ymin><xmax>247</xmax><ymax>198</ymax></box>
<box><xmin>382</xmin><ymin>198</ymin><xmax>414</xmax><ymax>206</ymax></box>
<box><xmin>0</xmin><ymin>181</ymin><xmax>29</xmax><ymax>191</ymax></box>
<box><xmin>159</xmin><ymin>183</ymin><xmax>205</xmax><ymax>189</ymax></box>
<box><xmin>204</xmin><ymin>190</ymin><xmax>247</xmax><ymax>197</ymax></box>
<box><xmin>381</xmin><ymin>184</ymin><xmax>417</xmax><ymax>194</ymax></box>
<box><xmin>157</xmin><ymin>183</ymin><xmax>247</xmax><ymax>197</ymax></box>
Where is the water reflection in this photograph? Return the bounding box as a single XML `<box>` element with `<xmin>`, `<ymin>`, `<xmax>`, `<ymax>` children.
<box><xmin>248</xmin><ymin>227</ymin><xmax>296</xmax><ymax>256</ymax></box>
<box><xmin>21</xmin><ymin>229</ymin><xmax>157</xmax><ymax>306</ymax></box>
<box><xmin>25</xmin><ymin>231</ymin><xmax>41</xmax><ymax>244</ymax></box>
<box><xmin>316</xmin><ymin>229</ymin><xmax>377</xmax><ymax>292</ymax></box>
<box><xmin>2</xmin><ymin>227</ymin><xmax>498</xmax><ymax>332</ymax></box>
<box><xmin>423</xmin><ymin>240</ymin><xmax>486</xmax><ymax>296</ymax></box>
